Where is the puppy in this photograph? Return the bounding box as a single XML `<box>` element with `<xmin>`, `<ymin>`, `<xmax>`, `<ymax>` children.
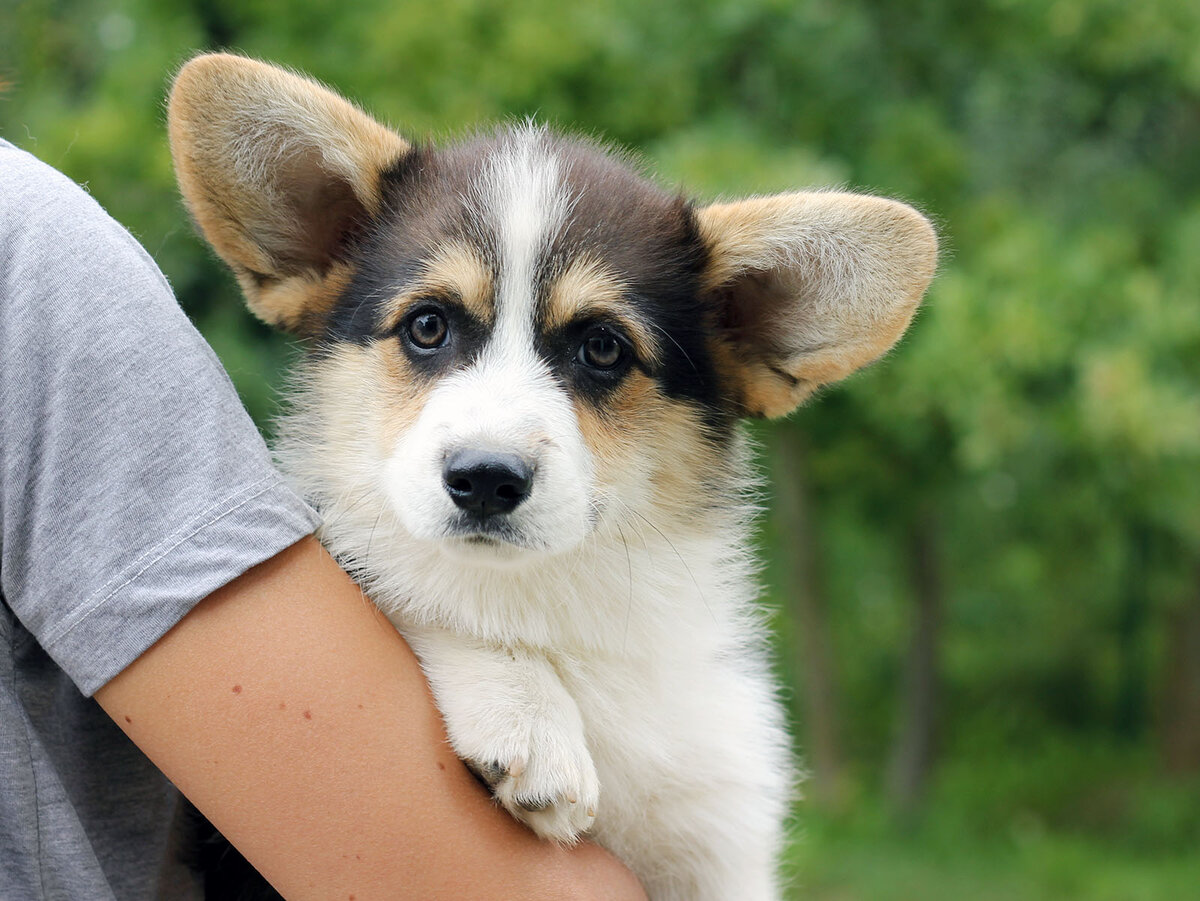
<box><xmin>168</xmin><ymin>54</ymin><xmax>936</xmax><ymax>901</ymax></box>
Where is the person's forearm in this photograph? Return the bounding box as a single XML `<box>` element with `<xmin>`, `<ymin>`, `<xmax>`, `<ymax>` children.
<box><xmin>95</xmin><ymin>536</ymin><xmax>645</xmax><ymax>901</ymax></box>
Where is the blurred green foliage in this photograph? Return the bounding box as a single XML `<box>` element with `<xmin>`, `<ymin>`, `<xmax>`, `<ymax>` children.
<box><xmin>3</xmin><ymin>0</ymin><xmax>1199</xmax><ymax>896</ymax></box>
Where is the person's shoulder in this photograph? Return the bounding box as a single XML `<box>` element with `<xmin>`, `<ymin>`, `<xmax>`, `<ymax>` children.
<box><xmin>0</xmin><ymin>138</ymin><xmax>174</xmax><ymax>306</ymax></box>
<box><xmin>0</xmin><ymin>138</ymin><xmax>131</xmax><ymax>245</ymax></box>
<box><xmin>1</xmin><ymin>138</ymin><xmax>92</xmax><ymax>206</ymax></box>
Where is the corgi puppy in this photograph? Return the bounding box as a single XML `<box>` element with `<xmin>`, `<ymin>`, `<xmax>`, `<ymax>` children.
<box><xmin>168</xmin><ymin>54</ymin><xmax>936</xmax><ymax>901</ymax></box>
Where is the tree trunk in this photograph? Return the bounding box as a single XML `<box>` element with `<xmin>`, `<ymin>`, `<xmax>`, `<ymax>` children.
<box><xmin>769</xmin><ymin>425</ymin><xmax>847</xmax><ymax>811</ymax></box>
<box><xmin>1115</xmin><ymin>524</ymin><xmax>1151</xmax><ymax>738</ymax></box>
<box><xmin>1162</xmin><ymin>563</ymin><xmax>1200</xmax><ymax>774</ymax></box>
<box><xmin>886</xmin><ymin>507</ymin><xmax>944</xmax><ymax>817</ymax></box>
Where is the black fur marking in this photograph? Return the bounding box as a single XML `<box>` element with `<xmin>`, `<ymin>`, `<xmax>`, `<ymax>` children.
<box><xmin>316</xmin><ymin>128</ymin><xmax>738</xmax><ymax>441</ymax></box>
<box><xmin>533</xmin><ymin>139</ymin><xmax>730</xmax><ymax>430</ymax></box>
<box><xmin>323</xmin><ymin>143</ymin><xmax>500</xmax><ymax>345</ymax></box>
<box><xmin>537</xmin><ymin>316</ymin><xmax>642</xmax><ymax>404</ymax></box>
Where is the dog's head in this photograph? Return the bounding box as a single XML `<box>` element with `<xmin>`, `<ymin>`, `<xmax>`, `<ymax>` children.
<box><xmin>169</xmin><ymin>54</ymin><xmax>936</xmax><ymax>568</ymax></box>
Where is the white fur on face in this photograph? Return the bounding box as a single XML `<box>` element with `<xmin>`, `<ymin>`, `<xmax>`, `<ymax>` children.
<box><xmin>481</xmin><ymin>124</ymin><xmax>573</xmax><ymax>340</ymax></box>
<box><xmin>381</xmin><ymin>129</ymin><xmax>594</xmax><ymax>564</ymax></box>
<box><xmin>381</xmin><ymin>353</ymin><xmax>594</xmax><ymax>560</ymax></box>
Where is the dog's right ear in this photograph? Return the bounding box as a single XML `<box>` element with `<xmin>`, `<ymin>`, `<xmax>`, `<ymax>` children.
<box><xmin>168</xmin><ymin>53</ymin><xmax>409</xmax><ymax>335</ymax></box>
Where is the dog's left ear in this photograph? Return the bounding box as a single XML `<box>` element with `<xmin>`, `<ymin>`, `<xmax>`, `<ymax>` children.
<box><xmin>697</xmin><ymin>192</ymin><xmax>937</xmax><ymax>418</ymax></box>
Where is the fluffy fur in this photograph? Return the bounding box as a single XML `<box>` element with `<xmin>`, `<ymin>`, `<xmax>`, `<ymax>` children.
<box><xmin>169</xmin><ymin>53</ymin><xmax>937</xmax><ymax>901</ymax></box>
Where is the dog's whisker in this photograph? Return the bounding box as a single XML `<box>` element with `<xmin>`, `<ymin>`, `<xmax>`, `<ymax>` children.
<box><xmin>364</xmin><ymin>503</ymin><xmax>390</xmax><ymax>564</ymax></box>
<box><xmin>615</xmin><ymin>522</ymin><xmax>634</xmax><ymax>655</ymax></box>
<box><xmin>629</xmin><ymin>508</ymin><xmax>718</xmax><ymax>625</ymax></box>
<box><xmin>644</xmin><ymin>318</ymin><xmax>700</xmax><ymax>374</ymax></box>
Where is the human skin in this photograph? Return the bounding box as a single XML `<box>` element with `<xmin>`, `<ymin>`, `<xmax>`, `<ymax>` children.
<box><xmin>95</xmin><ymin>535</ymin><xmax>647</xmax><ymax>901</ymax></box>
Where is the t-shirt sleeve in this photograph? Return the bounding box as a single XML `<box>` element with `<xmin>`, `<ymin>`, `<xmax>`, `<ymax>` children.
<box><xmin>0</xmin><ymin>141</ymin><xmax>322</xmax><ymax>697</ymax></box>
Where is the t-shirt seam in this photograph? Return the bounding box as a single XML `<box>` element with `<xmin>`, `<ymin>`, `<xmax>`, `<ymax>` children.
<box><xmin>8</xmin><ymin>619</ymin><xmax>49</xmax><ymax>900</ymax></box>
<box><xmin>39</xmin><ymin>474</ymin><xmax>287</xmax><ymax>649</ymax></box>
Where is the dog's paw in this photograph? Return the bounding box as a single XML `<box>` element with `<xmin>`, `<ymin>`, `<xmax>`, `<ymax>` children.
<box><xmin>462</xmin><ymin>724</ymin><xmax>599</xmax><ymax>843</ymax></box>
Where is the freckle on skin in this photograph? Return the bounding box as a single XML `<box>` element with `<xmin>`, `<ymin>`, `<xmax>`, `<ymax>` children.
<box><xmin>279</xmin><ymin>702</ymin><xmax>286</xmax><ymax>710</ymax></box>
<box><xmin>232</xmin><ymin>685</ymin><xmax>242</xmax><ymax>694</ymax></box>
<box><xmin>124</xmin><ymin>716</ymin><xmax>132</xmax><ymax>724</ymax></box>
<box><xmin>437</xmin><ymin>762</ymin><xmax>445</xmax><ymax>771</ymax></box>
<box><xmin>303</xmin><ymin>710</ymin><xmax>312</xmax><ymax>720</ymax></box>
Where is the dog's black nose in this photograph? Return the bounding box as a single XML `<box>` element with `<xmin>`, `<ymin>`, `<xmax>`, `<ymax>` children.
<box><xmin>443</xmin><ymin>450</ymin><xmax>533</xmax><ymax>518</ymax></box>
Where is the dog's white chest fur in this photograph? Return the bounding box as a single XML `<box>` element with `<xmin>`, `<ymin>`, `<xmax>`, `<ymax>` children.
<box><xmin>285</xmin><ymin>406</ymin><xmax>791</xmax><ymax>901</ymax></box>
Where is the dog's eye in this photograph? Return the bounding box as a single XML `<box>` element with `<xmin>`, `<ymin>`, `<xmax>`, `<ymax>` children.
<box><xmin>407</xmin><ymin>310</ymin><xmax>449</xmax><ymax>349</ymax></box>
<box><xmin>577</xmin><ymin>328</ymin><xmax>625</xmax><ymax>371</ymax></box>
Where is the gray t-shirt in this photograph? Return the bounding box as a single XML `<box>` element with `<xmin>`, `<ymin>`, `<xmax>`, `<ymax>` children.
<box><xmin>0</xmin><ymin>140</ymin><xmax>320</xmax><ymax>898</ymax></box>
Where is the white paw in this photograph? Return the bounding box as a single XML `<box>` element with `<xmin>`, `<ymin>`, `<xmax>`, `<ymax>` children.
<box><xmin>461</xmin><ymin>719</ymin><xmax>599</xmax><ymax>843</ymax></box>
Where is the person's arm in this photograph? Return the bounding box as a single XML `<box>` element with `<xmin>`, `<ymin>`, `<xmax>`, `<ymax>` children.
<box><xmin>95</xmin><ymin>536</ymin><xmax>646</xmax><ymax>901</ymax></box>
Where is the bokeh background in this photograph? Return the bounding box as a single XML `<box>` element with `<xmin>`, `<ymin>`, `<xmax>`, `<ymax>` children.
<box><xmin>4</xmin><ymin>1</ymin><xmax>1199</xmax><ymax>897</ymax></box>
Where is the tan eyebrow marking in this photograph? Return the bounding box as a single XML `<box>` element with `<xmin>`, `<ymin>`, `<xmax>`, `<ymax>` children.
<box><xmin>544</xmin><ymin>257</ymin><xmax>661</xmax><ymax>365</ymax></box>
<box><xmin>380</xmin><ymin>242</ymin><xmax>494</xmax><ymax>332</ymax></box>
